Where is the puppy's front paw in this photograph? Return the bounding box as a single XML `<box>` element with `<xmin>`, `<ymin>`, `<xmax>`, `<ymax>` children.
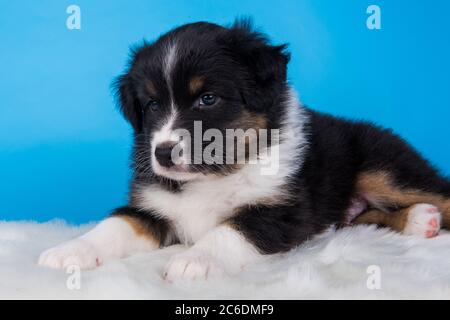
<box><xmin>38</xmin><ymin>238</ymin><xmax>102</xmax><ymax>270</ymax></box>
<box><xmin>164</xmin><ymin>250</ymin><xmax>225</xmax><ymax>282</ymax></box>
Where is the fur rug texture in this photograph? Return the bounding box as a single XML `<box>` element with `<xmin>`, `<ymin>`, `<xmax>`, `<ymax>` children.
<box><xmin>1</xmin><ymin>220</ymin><xmax>449</xmax><ymax>300</ymax></box>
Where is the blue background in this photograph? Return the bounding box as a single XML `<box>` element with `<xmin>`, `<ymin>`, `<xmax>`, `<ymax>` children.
<box><xmin>0</xmin><ymin>0</ymin><xmax>449</xmax><ymax>224</ymax></box>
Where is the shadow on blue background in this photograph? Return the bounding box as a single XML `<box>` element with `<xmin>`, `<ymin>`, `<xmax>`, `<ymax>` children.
<box><xmin>0</xmin><ymin>0</ymin><xmax>449</xmax><ymax>223</ymax></box>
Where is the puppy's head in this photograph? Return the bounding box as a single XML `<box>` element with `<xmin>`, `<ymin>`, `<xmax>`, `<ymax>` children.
<box><xmin>115</xmin><ymin>20</ymin><xmax>290</xmax><ymax>182</ymax></box>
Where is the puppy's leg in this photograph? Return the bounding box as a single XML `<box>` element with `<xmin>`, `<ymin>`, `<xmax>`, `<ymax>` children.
<box><xmin>38</xmin><ymin>207</ymin><xmax>175</xmax><ymax>270</ymax></box>
<box><xmin>164</xmin><ymin>224</ymin><xmax>261</xmax><ymax>282</ymax></box>
<box><xmin>442</xmin><ymin>200</ymin><xmax>450</xmax><ymax>229</ymax></box>
<box><xmin>163</xmin><ymin>203</ymin><xmax>321</xmax><ymax>281</ymax></box>
<box><xmin>354</xmin><ymin>204</ymin><xmax>442</xmax><ymax>238</ymax></box>
<box><xmin>355</xmin><ymin>171</ymin><xmax>450</xmax><ymax>230</ymax></box>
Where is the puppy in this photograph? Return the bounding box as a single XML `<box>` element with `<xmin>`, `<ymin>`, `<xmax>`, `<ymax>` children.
<box><xmin>39</xmin><ymin>20</ymin><xmax>450</xmax><ymax>281</ymax></box>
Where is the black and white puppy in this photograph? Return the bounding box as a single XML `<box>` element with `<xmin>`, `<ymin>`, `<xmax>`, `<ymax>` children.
<box><xmin>39</xmin><ymin>21</ymin><xmax>450</xmax><ymax>281</ymax></box>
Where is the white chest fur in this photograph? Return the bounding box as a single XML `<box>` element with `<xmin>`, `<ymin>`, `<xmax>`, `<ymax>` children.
<box><xmin>137</xmin><ymin>164</ymin><xmax>285</xmax><ymax>244</ymax></box>
<box><xmin>136</xmin><ymin>90</ymin><xmax>307</xmax><ymax>244</ymax></box>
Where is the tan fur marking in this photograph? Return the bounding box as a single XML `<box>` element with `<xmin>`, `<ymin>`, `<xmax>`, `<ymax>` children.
<box><xmin>354</xmin><ymin>207</ymin><xmax>410</xmax><ymax>232</ymax></box>
<box><xmin>224</xmin><ymin>110</ymin><xmax>269</xmax><ymax>166</ymax></box>
<box><xmin>189</xmin><ymin>76</ymin><xmax>204</xmax><ymax>95</ymax></box>
<box><xmin>232</xmin><ymin>110</ymin><xmax>268</xmax><ymax>131</ymax></box>
<box><xmin>146</xmin><ymin>81</ymin><xmax>157</xmax><ymax>97</ymax></box>
<box><xmin>443</xmin><ymin>200</ymin><xmax>450</xmax><ymax>227</ymax></box>
<box><xmin>355</xmin><ymin>171</ymin><xmax>450</xmax><ymax>228</ymax></box>
<box><xmin>121</xmin><ymin>216</ymin><xmax>156</xmax><ymax>241</ymax></box>
<box><xmin>356</xmin><ymin>171</ymin><xmax>445</xmax><ymax>208</ymax></box>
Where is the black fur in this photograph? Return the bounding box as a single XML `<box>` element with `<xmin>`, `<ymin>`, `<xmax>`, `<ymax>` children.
<box><xmin>114</xmin><ymin>20</ymin><xmax>450</xmax><ymax>255</ymax></box>
<box><xmin>231</xmin><ymin>110</ymin><xmax>450</xmax><ymax>253</ymax></box>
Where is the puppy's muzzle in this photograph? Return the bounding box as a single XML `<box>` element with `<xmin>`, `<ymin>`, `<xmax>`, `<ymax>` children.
<box><xmin>155</xmin><ymin>142</ymin><xmax>178</xmax><ymax>168</ymax></box>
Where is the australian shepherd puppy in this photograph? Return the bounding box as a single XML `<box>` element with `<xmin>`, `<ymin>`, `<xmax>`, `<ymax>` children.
<box><xmin>39</xmin><ymin>20</ymin><xmax>450</xmax><ymax>281</ymax></box>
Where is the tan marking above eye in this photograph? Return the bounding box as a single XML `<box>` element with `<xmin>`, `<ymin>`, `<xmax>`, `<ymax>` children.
<box><xmin>146</xmin><ymin>81</ymin><xmax>157</xmax><ymax>97</ymax></box>
<box><xmin>189</xmin><ymin>76</ymin><xmax>204</xmax><ymax>95</ymax></box>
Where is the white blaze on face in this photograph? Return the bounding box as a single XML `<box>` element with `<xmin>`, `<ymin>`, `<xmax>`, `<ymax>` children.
<box><xmin>163</xmin><ymin>42</ymin><xmax>178</xmax><ymax>110</ymax></box>
<box><xmin>150</xmin><ymin>42</ymin><xmax>201</xmax><ymax>181</ymax></box>
<box><xmin>151</xmin><ymin>112</ymin><xmax>178</xmax><ymax>167</ymax></box>
<box><xmin>151</xmin><ymin>43</ymin><xmax>179</xmax><ymax>173</ymax></box>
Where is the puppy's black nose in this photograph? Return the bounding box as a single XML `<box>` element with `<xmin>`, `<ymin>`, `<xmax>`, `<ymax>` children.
<box><xmin>155</xmin><ymin>143</ymin><xmax>176</xmax><ymax>168</ymax></box>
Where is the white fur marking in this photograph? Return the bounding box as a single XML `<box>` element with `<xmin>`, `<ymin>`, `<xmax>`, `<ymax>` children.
<box><xmin>403</xmin><ymin>203</ymin><xmax>442</xmax><ymax>238</ymax></box>
<box><xmin>164</xmin><ymin>225</ymin><xmax>261</xmax><ymax>281</ymax></box>
<box><xmin>151</xmin><ymin>112</ymin><xmax>178</xmax><ymax>149</ymax></box>
<box><xmin>163</xmin><ymin>42</ymin><xmax>178</xmax><ymax>112</ymax></box>
<box><xmin>38</xmin><ymin>217</ymin><xmax>157</xmax><ymax>269</ymax></box>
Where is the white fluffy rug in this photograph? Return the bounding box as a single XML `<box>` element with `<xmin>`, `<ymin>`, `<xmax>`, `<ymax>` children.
<box><xmin>1</xmin><ymin>220</ymin><xmax>450</xmax><ymax>300</ymax></box>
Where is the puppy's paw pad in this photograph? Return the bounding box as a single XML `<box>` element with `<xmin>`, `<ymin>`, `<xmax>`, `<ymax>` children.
<box><xmin>426</xmin><ymin>206</ymin><xmax>439</xmax><ymax>214</ymax></box>
<box><xmin>428</xmin><ymin>217</ymin><xmax>439</xmax><ymax>228</ymax></box>
<box><xmin>38</xmin><ymin>239</ymin><xmax>102</xmax><ymax>270</ymax></box>
<box><xmin>403</xmin><ymin>204</ymin><xmax>441</xmax><ymax>238</ymax></box>
<box><xmin>164</xmin><ymin>251</ymin><xmax>224</xmax><ymax>282</ymax></box>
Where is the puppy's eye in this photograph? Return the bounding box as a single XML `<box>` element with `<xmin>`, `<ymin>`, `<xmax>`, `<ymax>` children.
<box><xmin>145</xmin><ymin>99</ymin><xmax>160</xmax><ymax>111</ymax></box>
<box><xmin>199</xmin><ymin>93</ymin><xmax>218</xmax><ymax>107</ymax></box>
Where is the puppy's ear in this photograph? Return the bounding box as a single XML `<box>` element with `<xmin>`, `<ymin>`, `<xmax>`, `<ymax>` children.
<box><xmin>224</xmin><ymin>20</ymin><xmax>290</xmax><ymax>110</ymax></box>
<box><xmin>114</xmin><ymin>74</ymin><xmax>142</xmax><ymax>132</ymax></box>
